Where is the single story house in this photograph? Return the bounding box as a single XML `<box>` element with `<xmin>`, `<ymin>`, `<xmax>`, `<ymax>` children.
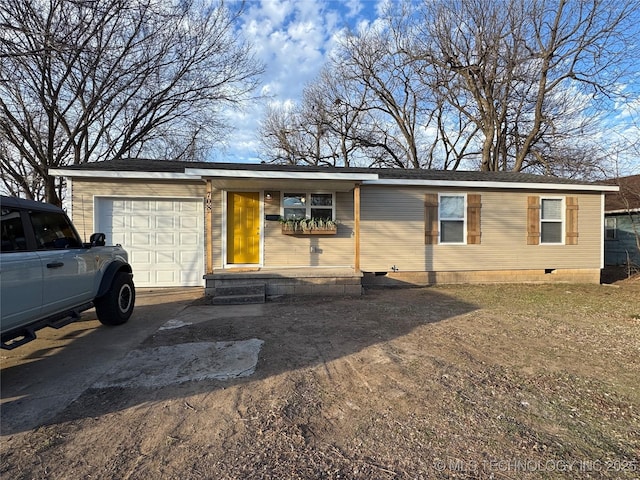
<box><xmin>603</xmin><ymin>174</ymin><xmax>640</xmax><ymax>267</ymax></box>
<box><xmin>51</xmin><ymin>159</ymin><xmax>618</xmax><ymax>297</ymax></box>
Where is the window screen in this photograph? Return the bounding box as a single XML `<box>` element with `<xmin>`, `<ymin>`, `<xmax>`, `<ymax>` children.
<box><xmin>540</xmin><ymin>198</ymin><xmax>563</xmax><ymax>244</ymax></box>
<box><xmin>439</xmin><ymin>195</ymin><xmax>465</xmax><ymax>243</ymax></box>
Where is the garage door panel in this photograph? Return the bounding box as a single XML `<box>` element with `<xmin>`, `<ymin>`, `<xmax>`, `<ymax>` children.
<box><xmin>96</xmin><ymin>197</ymin><xmax>203</xmax><ymax>287</ymax></box>
<box><xmin>155</xmin><ymin>216</ymin><xmax>176</xmax><ymax>229</ymax></box>
<box><xmin>156</xmin><ymin>271</ymin><xmax>177</xmax><ymax>283</ymax></box>
<box><xmin>180</xmin><ymin>217</ymin><xmax>199</xmax><ymax>228</ymax></box>
<box><xmin>132</xmin><ymin>232</ymin><xmax>151</xmax><ymax>245</ymax></box>
<box><xmin>180</xmin><ymin>271</ymin><xmax>200</xmax><ymax>283</ymax></box>
<box><xmin>111</xmin><ymin>233</ymin><xmax>127</xmax><ymax>245</ymax></box>
<box><xmin>131</xmin><ymin>250</ymin><xmax>152</xmax><ymax>263</ymax></box>
<box><xmin>179</xmin><ymin>233</ymin><xmax>199</xmax><ymax>245</ymax></box>
<box><xmin>111</xmin><ymin>200</ymin><xmax>127</xmax><ymax>210</ymax></box>
<box><xmin>180</xmin><ymin>202</ymin><xmax>199</xmax><ymax>213</ymax></box>
<box><xmin>111</xmin><ymin>215</ymin><xmax>127</xmax><ymax>229</ymax></box>
<box><xmin>156</xmin><ymin>201</ymin><xmax>175</xmax><ymax>211</ymax></box>
<box><xmin>136</xmin><ymin>201</ymin><xmax>151</xmax><ymax>211</ymax></box>
<box><xmin>179</xmin><ymin>250</ymin><xmax>200</xmax><ymax>262</ymax></box>
<box><xmin>155</xmin><ymin>251</ymin><xmax>177</xmax><ymax>264</ymax></box>
<box><xmin>134</xmin><ymin>271</ymin><xmax>151</xmax><ymax>284</ymax></box>
<box><xmin>132</xmin><ymin>216</ymin><xmax>151</xmax><ymax>229</ymax></box>
<box><xmin>156</xmin><ymin>232</ymin><xmax>176</xmax><ymax>246</ymax></box>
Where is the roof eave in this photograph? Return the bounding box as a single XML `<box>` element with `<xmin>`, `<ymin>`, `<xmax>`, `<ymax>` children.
<box><xmin>49</xmin><ymin>167</ymin><xmax>619</xmax><ymax>192</ymax></box>
<box><xmin>184</xmin><ymin>168</ymin><xmax>379</xmax><ymax>181</ymax></box>
<box><xmin>49</xmin><ymin>169</ymin><xmax>196</xmax><ymax>180</ymax></box>
<box><xmin>364</xmin><ymin>179</ymin><xmax>619</xmax><ymax>192</ymax></box>
<box><xmin>49</xmin><ymin>168</ymin><xmax>380</xmax><ymax>182</ymax></box>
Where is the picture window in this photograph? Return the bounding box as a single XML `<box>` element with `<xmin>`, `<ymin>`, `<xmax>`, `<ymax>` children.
<box><xmin>283</xmin><ymin>193</ymin><xmax>334</xmax><ymax>220</ymax></box>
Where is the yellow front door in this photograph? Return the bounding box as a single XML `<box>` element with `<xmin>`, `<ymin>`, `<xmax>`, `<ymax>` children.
<box><xmin>227</xmin><ymin>192</ymin><xmax>260</xmax><ymax>264</ymax></box>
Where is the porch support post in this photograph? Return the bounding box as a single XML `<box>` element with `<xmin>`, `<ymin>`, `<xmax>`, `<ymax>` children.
<box><xmin>206</xmin><ymin>179</ymin><xmax>213</xmax><ymax>274</ymax></box>
<box><xmin>354</xmin><ymin>183</ymin><xmax>360</xmax><ymax>271</ymax></box>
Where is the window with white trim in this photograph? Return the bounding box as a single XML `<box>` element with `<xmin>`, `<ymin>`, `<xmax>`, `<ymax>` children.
<box><xmin>439</xmin><ymin>194</ymin><xmax>466</xmax><ymax>244</ymax></box>
<box><xmin>605</xmin><ymin>217</ymin><xmax>617</xmax><ymax>240</ymax></box>
<box><xmin>282</xmin><ymin>193</ymin><xmax>335</xmax><ymax>220</ymax></box>
<box><xmin>540</xmin><ymin>198</ymin><xmax>563</xmax><ymax>244</ymax></box>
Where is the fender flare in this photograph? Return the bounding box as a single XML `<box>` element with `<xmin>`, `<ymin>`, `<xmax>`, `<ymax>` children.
<box><xmin>96</xmin><ymin>261</ymin><xmax>133</xmax><ymax>298</ymax></box>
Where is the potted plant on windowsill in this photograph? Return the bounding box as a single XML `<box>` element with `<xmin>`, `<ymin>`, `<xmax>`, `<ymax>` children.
<box><xmin>280</xmin><ymin>218</ymin><xmax>338</xmax><ymax>235</ymax></box>
<box><xmin>280</xmin><ymin>218</ymin><xmax>299</xmax><ymax>234</ymax></box>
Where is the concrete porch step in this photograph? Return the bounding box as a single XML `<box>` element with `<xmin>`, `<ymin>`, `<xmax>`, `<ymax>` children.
<box><xmin>205</xmin><ymin>268</ymin><xmax>363</xmax><ymax>298</ymax></box>
<box><xmin>211</xmin><ymin>284</ymin><xmax>266</xmax><ymax>305</ymax></box>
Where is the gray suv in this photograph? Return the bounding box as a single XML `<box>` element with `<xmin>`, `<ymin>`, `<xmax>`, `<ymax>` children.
<box><xmin>0</xmin><ymin>196</ymin><xmax>135</xmax><ymax>349</ymax></box>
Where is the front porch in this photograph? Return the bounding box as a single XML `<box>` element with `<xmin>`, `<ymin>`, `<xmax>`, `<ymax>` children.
<box><xmin>204</xmin><ymin>268</ymin><xmax>363</xmax><ymax>303</ymax></box>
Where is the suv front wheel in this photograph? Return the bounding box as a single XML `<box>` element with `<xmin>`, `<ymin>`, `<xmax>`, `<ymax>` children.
<box><xmin>95</xmin><ymin>272</ymin><xmax>135</xmax><ymax>326</ymax></box>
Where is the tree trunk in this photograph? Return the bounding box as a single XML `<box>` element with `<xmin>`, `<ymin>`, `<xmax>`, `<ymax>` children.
<box><xmin>45</xmin><ymin>176</ymin><xmax>61</xmax><ymax>207</ymax></box>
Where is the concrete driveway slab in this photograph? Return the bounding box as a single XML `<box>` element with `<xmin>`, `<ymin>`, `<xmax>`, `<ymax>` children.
<box><xmin>93</xmin><ymin>339</ymin><xmax>264</xmax><ymax>388</ymax></box>
<box><xmin>0</xmin><ymin>287</ymin><xmax>204</xmax><ymax>435</ymax></box>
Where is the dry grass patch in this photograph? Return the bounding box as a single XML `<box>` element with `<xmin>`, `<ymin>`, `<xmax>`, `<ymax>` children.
<box><xmin>1</xmin><ymin>282</ymin><xmax>639</xmax><ymax>479</ymax></box>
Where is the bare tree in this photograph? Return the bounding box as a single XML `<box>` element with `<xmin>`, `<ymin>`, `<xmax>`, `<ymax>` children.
<box><xmin>414</xmin><ymin>0</ymin><xmax>639</xmax><ymax>174</ymax></box>
<box><xmin>302</xmin><ymin>69</ymin><xmax>373</xmax><ymax>167</ymax></box>
<box><xmin>259</xmin><ymin>104</ymin><xmax>303</xmax><ymax>165</ymax></box>
<box><xmin>259</xmin><ymin>66</ymin><xmax>378</xmax><ymax>167</ymax></box>
<box><xmin>0</xmin><ymin>0</ymin><xmax>263</xmax><ymax>204</ymax></box>
<box><xmin>334</xmin><ymin>22</ymin><xmax>427</xmax><ymax>168</ymax></box>
<box><xmin>260</xmin><ymin>6</ymin><xmax>433</xmax><ymax>169</ymax></box>
<box><xmin>256</xmin><ymin>1</ymin><xmax>508</xmax><ymax>171</ymax></box>
<box><xmin>259</xmin><ymin>97</ymin><xmax>338</xmax><ymax>167</ymax></box>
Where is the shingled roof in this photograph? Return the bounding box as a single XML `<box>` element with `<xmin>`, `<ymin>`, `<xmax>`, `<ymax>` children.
<box><xmin>55</xmin><ymin>158</ymin><xmax>608</xmax><ymax>187</ymax></box>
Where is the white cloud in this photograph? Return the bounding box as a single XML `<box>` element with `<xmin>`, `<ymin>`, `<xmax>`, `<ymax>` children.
<box><xmin>344</xmin><ymin>0</ymin><xmax>364</xmax><ymax>18</ymax></box>
<box><xmin>216</xmin><ymin>0</ymin><xmax>377</xmax><ymax>163</ymax></box>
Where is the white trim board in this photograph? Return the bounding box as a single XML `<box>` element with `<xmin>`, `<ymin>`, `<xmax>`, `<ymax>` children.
<box><xmin>50</xmin><ymin>167</ymin><xmax>619</xmax><ymax>193</ymax></box>
<box><xmin>50</xmin><ymin>169</ymin><xmax>195</xmax><ymax>180</ymax></box>
<box><xmin>185</xmin><ymin>168</ymin><xmax>378</xmax><ymax>181</ymax></box>
<box><xmin>364</xmin><ymin>179</ymin><xmax>619</xmax><ymax>192</ymax></box>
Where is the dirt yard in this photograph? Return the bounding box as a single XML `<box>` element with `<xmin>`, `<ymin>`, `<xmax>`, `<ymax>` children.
<box><xmin>2</xmin><ymin>279</ymin><xmax>639</xmax><ymax>479</ymax></box>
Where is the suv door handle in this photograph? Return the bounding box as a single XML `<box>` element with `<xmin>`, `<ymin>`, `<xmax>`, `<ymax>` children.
<box><xmin>46</xmin><ymin>262</ymin><xmax>64</xmax><ymax>268</ymax></box>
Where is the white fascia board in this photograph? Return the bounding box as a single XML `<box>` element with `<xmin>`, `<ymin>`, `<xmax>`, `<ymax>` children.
<box><xmin>185</xmin><ymin>168</ymin><xmax>379</xmax><ymax>181</ymax></box>
<box><xmin>605</xmin><ymin>208</ymin><xmax>640</xmax><ymax>214</ymax></box>
<box><xmin>49</xmin><ymin>169</ymin><xmax>196</xmax><ymax>179</ymax></box>
<box><xmin>363</xmin><ymin>179</ymin><xmax>620</xmax><ymax>192</ymax></box>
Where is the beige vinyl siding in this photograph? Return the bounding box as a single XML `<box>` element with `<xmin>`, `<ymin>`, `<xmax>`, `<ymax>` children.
<box><xmin>69</xmin><ymin>178</ymin><xmax>206</xmax><ymax>242</ymax></box>
<box><xmin>360</xmin><ymin>186</ymin><xmax>602</xmax><ymax>272</ymax></box>
<box><xmin>262</xmin><ymin>191</ymin><xmax>354</xmax><ymax>268</ymax></box>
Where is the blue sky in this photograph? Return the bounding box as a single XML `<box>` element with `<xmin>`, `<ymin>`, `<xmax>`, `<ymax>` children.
<box><xmin>216</xmin><ymin>0</ymin><xmax>381</xmax><ymax>163</ymax></box>
<box><xmin>217</xmin><ymin>0</ymin><xmax>639</xmax><ymax>175</ymax></box>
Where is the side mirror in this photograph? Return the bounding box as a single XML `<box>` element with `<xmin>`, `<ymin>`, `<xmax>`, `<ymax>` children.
<box><xmin>89</xmin><ymin>233</ymin><xmax>106</xmax><ymax>247</ymax></box>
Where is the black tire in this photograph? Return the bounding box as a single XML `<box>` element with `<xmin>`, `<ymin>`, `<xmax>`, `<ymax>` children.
<box><xmin>95</xmin><ymin>272</ymin><xmax>135</xmax><ymax>326</ymax></box>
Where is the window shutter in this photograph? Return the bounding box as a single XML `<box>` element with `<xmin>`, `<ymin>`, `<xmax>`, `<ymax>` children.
<box><xmin>566</xmin><ymin>197</ymin><xmax>579</xmax><ymax>245</ymax></box>
<box><xmin>424</xmin><ymin>193</ymin><xmax>438</xmax><ymax>245</ymax></box>
<box><xmin>467</xmin><ymin>194</ymin><xmax>482</xmax><ymax>244</ymax></box>
<box><xmin>527</xmin><ymin>196</ymin><xmax>540</xmax><ymax>245</ymax></box>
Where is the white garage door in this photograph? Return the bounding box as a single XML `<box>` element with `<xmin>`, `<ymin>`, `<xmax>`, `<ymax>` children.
<box><xmin>96</xmin><ymin>198</ymin><xmax>204</xmax><ymax>287</ymax></box>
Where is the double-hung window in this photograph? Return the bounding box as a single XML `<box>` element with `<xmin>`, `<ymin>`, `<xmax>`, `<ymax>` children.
<box><xmin>283</xmin><ymin>193</ymin><xmax>334</xmax><ymax>220</ymax></box>
<box><xmin>540</xmin><ymin>198</ymin><xmax>563</xmax><ymax>244</ymax></box>
<box><xmin>528</xmin><ymin>195</ymin><xmax>577</xmax><ymax>245</ymax></box>
<box><xmin>439</xmin><ymin>194</ymin><xmax>466</xmax><ymax>244</ymax></box>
